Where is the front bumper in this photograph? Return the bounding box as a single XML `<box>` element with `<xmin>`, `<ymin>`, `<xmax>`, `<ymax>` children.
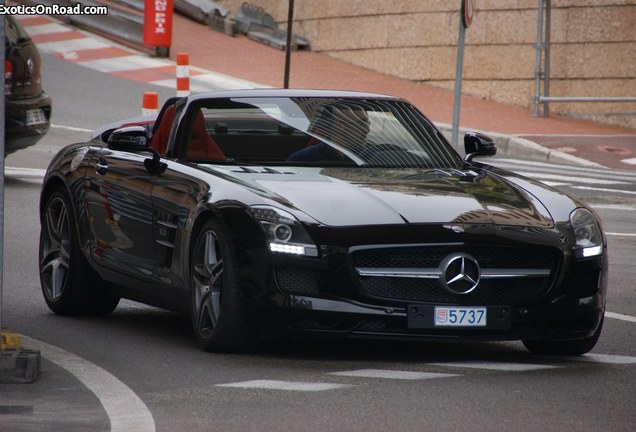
<box><xmin>252</xmin><ymin>250</ymin><xmax>607</xmax><ymax>343</ymax></box>
<box><xmin>257</xmin><ymin>289</ymin><xmax>605</xmax><ymax>343</ymax></box>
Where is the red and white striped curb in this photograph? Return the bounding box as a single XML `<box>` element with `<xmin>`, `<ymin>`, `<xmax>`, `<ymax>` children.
<box><xmin>16</xmin><ymin>15</ymin><xmax>261</xmax><ymax>93</ymax></box>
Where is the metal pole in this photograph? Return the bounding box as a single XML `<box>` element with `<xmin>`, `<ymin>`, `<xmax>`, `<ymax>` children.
<box><xmin>451</xmin><ymin>15</ymin><xmax>466</xmax><ymax>148</ymax></box>
<box><xmin>543</xmin><ymin>0</ymin><xmax>551</xmax><ymax>116</ymax></box>
<box><xmin>532</xmin><ymin>0</ymin><xmax>545</xmax><ymax>117</ymax></box>
<box><xmin>283</xmin><ymin>0</ymin><xmax>294</xmax><ymax>89</ymax></box>
<box><xmin>0</xmin><ymin>13</ymin><xmax>6</xmax><ymax>333</ymax></box>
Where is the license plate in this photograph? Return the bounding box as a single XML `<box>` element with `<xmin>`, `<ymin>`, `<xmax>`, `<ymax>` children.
<box><xmin>26</xmin><ymin>108</ymin><xmax>47</xmax><ymax>126</ymax></box>
<box><xmin>434</xmin><ymin>306</ymin><xmax>487</xmax><ymax>327</ymax></box>
<box><xmin>408</xmin><ymin>305</ymin><xmax>510</xmax><ymax>329</ymax></box>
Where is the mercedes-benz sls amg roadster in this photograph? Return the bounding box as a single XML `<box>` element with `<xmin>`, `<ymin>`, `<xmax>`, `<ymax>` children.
<box><xmin>39</xmin><ymin>89</ymin><xmax>607</xmax><ymax>354</ymax></box>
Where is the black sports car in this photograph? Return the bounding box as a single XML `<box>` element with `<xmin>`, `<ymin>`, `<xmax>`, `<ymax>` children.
<box><xmin>39</xmin><ymin>89</ymin><xmax>607</xmax><ymax>355</ymax></box>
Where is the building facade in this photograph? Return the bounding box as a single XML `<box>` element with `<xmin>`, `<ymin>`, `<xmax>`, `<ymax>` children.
<box><xmin>220</xmin><ymin>0</ymin><xmax>635</xmax><ymax>129</ymax></box>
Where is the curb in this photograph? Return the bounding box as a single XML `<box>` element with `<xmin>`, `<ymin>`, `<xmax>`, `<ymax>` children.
<box><xmin>436</xmin><ymin>123</ymin><xmax>605</xmax><ymax>168</ymax></box>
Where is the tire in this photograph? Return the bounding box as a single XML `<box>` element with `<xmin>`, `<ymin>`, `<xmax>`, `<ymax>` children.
<box><xmin>39</xmin><ymin>188</ymin><xmax>120</xmax><ymax>316</ymax></box>
<box><xmin>190</xmin><ymin>219</ymin><xmax>258</xmax><ymax>352</ymax></box>
<box><xmin>522</xmin><ymin>314</ymin><xmax>604</xmax><ymax>356</ymax></box>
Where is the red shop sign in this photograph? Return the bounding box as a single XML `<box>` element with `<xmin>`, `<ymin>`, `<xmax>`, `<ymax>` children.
<box><xmin>143</xmin><ymin>0</ymin><xmax>173</xmax><ymax>47</ymax></box>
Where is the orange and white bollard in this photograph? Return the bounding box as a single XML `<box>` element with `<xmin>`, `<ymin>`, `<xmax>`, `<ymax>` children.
<box><xmin>142</xmin><ymin>92</ymin><xmax>158</xmax><ymax>116</ymax></box>
<box><xmin>176</xmin><ymin>52</ymin><xmax>190</xmax><ymax>97</ymax></box>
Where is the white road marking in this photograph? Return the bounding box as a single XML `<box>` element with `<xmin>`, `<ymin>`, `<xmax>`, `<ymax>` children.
<box><xmin>79</xmin><ymin>56</ymin><xmax>171</xmax><ymax>73</ymax></box>
<box><xmin>4</xmin><ymin>167</ymin><xmax>47</xmax><ymax>178</ymax></box>
<box><xmin>328</xmin><ymin>369</ymin><xmax>459</xmax><ymax>380</ymax></box>
<box><xmin>37</xmin><ymin>37</ymin><xmax>110</xmax><ymax>54</ymax></box>
<box><xmin>605</xmin><ymin>311</ymin><xmax>636</xmax><ymax>323</ymax></box>
<box><xmin>492</xmin><ymin>159</ymin><xmax>636</xmax><ymax>181</ymax></box>
<box><xmin>541</xmin><ymin>182</ymin><xmax>570</xmax><ymax>187</ymax></box>
<box><xmin>426</xmin><ymin>361</ymin><xmax>559</xmax><ymax>372</ymax></box>
<box><xmin>21</xmin><ymin>336</ymin><xmax>156</xmax><ymax>432</ymax></box>
<box><xmin>20</xmin><ymin>22</ymin><xmax>72</xmax><ymax>35</ymax></box>
<box><xmin>562</xmin><ymin>354</ymin><xmax>636</xmax><ymax>365</ymax></box>
<box><xmin>621</xmin><ymin>157</ymin><xmax>636</xmax><ymax>166</ymax></box>
<box><xmin>573</xmin><ymin>186</ymin><xmax>636</xmax><ymax>196</ymax></box>
<box><xmin>51</xmin><ymin>123</ymin><xmax>93</xmax><ymax>133</ymax></box>
<box><xmin>520</xmin><ymin>172</ymin><xmax>629</xmax><ymax>185</ymax></box>
<box><xmin>606</xmin><ymin>232</ymin><xmax>636</xmax><ymax>237</ymax></box>
<box><xmin>216</xmin><ymin>380</ymin><xmax>351</xmax><ymax>391</ymax></box>
<box><xmin>591</xmin><ymin>204</ymin><xmax>636</xmax><ymax>211</ymax></box>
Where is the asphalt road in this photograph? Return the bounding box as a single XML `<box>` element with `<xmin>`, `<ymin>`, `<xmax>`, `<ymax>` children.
<box><xmin>1</xmin><ymin>53</ymin><xmax>636</xmax><ymax>432</ymax></box>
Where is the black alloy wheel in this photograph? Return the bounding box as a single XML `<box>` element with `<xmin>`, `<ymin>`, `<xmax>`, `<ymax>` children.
<box><xmin>39</xmin><ymin>188</ymin><xmax>119</xmax><ymax>315</ymax></box>
<box><xmin>190</xmin><ymin>219</ymin><xmax>257</xmax><ymax>352</ymax></box>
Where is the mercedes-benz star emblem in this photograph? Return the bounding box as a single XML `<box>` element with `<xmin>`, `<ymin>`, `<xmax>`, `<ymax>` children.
<box><xmin>439</xmin><ymin>252</ymin><xmax>481</xmax><ymax>295</ymax></box>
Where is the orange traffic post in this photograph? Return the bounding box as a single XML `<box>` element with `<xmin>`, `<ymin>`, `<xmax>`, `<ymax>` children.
<box><xmin>142</xmin><ymin>92</ymin><xmax>159</xmax><ymax>116</ymax></box>
<box><xmin>176</xmin><ymin>52</ymin><xmax>190</xmax><ymax>97</ymax></box>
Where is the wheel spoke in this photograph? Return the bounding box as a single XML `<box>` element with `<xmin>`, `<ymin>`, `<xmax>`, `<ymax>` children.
<box><xmin>197</xmin><ymin>288</ymin><xmax>220</xmax><ymax>336</ymax></box>
<box><xmin>56</xmin><ymin>204</ymin><xmax>68</xmax><ymax>240</ymax></box>
<box><xmin>193</xmin><ymin>230</ymin><xmax>224</xmax><ymax>337</ymax></box>
<box><xmin>41</xmin><ymin>197</ymin><xmax>71</xmax><ymax>301</ymax></box>
<box><xmin>40</xmin><ymin>248</ymin><xmax>69</xmax><ymax>301</ymax></box>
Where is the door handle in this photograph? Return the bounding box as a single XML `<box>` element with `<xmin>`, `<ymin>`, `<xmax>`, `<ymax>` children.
<box><xmin>95</xmin><ymin>159</ymin><xmax>108</xmax><ymax>175</ymax></box>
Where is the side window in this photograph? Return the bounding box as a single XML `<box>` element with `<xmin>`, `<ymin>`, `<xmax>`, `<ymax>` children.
<box><xmin>5</xmin><ymin>17</ymin><xmax>18</xmax><ymax>49</ymax></box>
<box><xmin>5</xmin><ymin>17</ymin><xmax>29</xmax><ymax>46</ymax></box>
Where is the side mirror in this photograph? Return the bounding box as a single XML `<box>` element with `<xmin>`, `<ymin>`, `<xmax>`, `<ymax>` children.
<box><xmin>464</xmin><ymin>132</ymin><xmax>497</xmax><ymax>164</ymax></box>
<box><xmin>107</xmin><ymin>126</ymin><xmax>150</xmax><ymax>151</ymax></box>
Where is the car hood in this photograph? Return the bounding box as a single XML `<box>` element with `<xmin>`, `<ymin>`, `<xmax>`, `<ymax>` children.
<box><xmin>217</xmin><ymin>166</ymin><xmax>556</xmax><ymax>227</ymax></box>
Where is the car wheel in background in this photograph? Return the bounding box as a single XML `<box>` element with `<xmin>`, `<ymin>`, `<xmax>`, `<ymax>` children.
<box><xmin>522</xmin><ymin>314</ymin><xmax>604</xmax><ymax>356</ymax></box>
<box><xmin>39</xmin><ymin>189</ymin><xmax>120</xmax><ymax>315</ymax></box>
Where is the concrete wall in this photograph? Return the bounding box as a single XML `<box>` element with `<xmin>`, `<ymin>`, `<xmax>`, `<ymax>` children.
<box><xmin>219</xmin><ymin>0</ymin><xmax>636</xmax><ymax>130</ymax></box>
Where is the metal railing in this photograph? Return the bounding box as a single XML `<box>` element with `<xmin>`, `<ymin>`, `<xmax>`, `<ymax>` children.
<box><xmin>533</xmin><ymin>0</ymin><xmax>636</xmax><ymax>117</ymax></box>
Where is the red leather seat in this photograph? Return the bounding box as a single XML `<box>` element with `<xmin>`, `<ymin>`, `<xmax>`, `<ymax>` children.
<box><xmin>148</xmin><ymin>105</ymin><xmax>175</xmax><ymax>155</ymax></box>
<box><xmin>148</xmin><ymin>106</ymin><xmax>225</xmax><ymax>161</ymax></box>
<box><xmin>187</xmin><ymin>110</ymin><xmax>226</xmax><ymax>160</ymax></box>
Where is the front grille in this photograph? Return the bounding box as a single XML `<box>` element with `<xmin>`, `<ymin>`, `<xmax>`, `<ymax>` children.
<box><xmin>562</xmin><ymin>269</ymin><xmax>600</xmax><ymax>298</ymax></box>
<box><xmin>352</xmin><ymin>246</ymin><xmax>559</xmax><ymax>305</ymax></box>
<box><xmin>275</xmin><ymin>268</ymin><xmax>320</xmax><ymax>295</ymax></box>
<box><xmin>352</xmin><ymin>246</ymin><xmax>555</xmax><ymax>269</ymax></box>
<box><xmin>359</xmin><ymin>277</ymin><xmax>548</xmax><ymax>305</ymax></box>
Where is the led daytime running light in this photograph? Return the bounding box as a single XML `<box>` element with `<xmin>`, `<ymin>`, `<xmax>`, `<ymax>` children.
<box><xmin>269</xmin><ymin>242</ymin><xmax>305</xmax><ymax>255</ymax></box>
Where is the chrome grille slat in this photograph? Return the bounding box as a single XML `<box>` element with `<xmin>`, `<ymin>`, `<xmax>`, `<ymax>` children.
<box><xmin>355</xmin><ymin>267</ymin><xmax>551</xmax><ymax>279</ymax></box>
<box><xmin>351</xmin><ymin>246</ymin><xmax>559</xmax><ymax>305</ymax></box>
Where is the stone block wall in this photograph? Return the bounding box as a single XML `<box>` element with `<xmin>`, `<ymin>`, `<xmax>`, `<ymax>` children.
<box><xmin>219</xmin><ymin>0</ymin><xmax>636</xmax><ymax>129</ymax></box>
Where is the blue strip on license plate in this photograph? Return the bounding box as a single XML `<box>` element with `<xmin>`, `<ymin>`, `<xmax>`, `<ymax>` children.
<box><xmin>434</xmin><ymin>306</ymin><xmax>487</xmax><ymax>327</ymax></box>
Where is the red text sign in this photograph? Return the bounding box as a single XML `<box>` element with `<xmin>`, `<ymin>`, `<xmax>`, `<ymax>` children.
<box><xmin>143</xmin><ymin>0</ymin><xmax>173</xmax><ymax>47</ymax></box>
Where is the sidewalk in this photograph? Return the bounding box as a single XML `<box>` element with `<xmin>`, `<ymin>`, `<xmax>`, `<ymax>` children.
<box><xmin>168</xmin><ymin>14</ymin><xmax>636</xmax><ymax>170</ymax></box>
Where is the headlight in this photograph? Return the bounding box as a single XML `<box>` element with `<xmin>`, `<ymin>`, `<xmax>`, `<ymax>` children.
<box><xmin>570</xmin><ymin>208</ymin><xmax>603</xmax><ymax>258</ymax></box>
<box><xmin>248</xmin><ymin>205</ymin><xmax>319</xmax><ymax>257</ymax></box>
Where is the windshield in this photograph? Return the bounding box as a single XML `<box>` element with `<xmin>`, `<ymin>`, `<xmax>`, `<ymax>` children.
<box><xmin>192</xmin><ymin>97</ymin><xmax>463</xmax><ymax>169</ymax></box>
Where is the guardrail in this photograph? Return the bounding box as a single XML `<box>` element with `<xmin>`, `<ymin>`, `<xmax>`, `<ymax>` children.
<box><xmin>23</xmin><ymin>0</ymin><xmax>160</xmax><ymax>55</ymax></box>
<box><xmin>533</xmin><ymin>0</ymin><xmax>635</xmax><ymax>117</ymax></box>
<box><xmin>23</xmin><ymin>0</ymin><xmax>307</xmax><ymax>57</ymax></box>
